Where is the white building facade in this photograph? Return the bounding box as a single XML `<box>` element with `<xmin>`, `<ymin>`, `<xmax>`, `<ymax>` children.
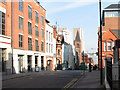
<box><xmin>45</xmin><ymin>20</ymin><xmax>56</xmax><ymax>70</ymax></box>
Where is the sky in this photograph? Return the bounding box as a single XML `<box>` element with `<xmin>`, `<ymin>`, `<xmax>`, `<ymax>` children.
<box><xmin>39</xmin><ymin>0</ymin><xmax>120</xmax><ymax>53</ymax></box>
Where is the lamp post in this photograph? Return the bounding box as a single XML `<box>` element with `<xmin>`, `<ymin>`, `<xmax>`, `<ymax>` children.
<box><xmin>99</xmin><ymin>0</ymin><xmax>103</xmax><ymax>85</ymax></box>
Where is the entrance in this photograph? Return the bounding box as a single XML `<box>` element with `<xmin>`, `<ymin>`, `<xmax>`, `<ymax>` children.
<box><xmin>27</xmin><ymin>55</ymin><xmax>32</xmax><ymax>71</ymax></box>
<box><xmin>35</xmin><ymin>56</ymin><xmax>38</xmax><ymax>67</ymax></box>
<box><xmin>18</xmin><ymin>55</ymin><xmax>23</xmax><ymax>73</ymax></box>
<box><xmin>47</xmin><ymin>60</ymin><xmax>52</xmax><ymax>70</ymax></box>
<box><xmin>41</xmin><ymin>56</ymin><xmax>44</xmax><ymax>70</ymax></box>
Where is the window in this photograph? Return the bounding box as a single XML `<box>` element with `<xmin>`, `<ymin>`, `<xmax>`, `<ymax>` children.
<box><xmin>41</xmin><ymin>15</ymin><xmax>44</xmax><ymax>25</ymax></box>
<box><xmin>107</xmin><ymin>42</ymin><xmax>112</xmax><ymax>51</ymax></box>
<box><xmin>41</xmin><ymin>41</ymin><xmax>44</xmax><ymax>51</ymax></box>
<box><xmin>28</xmin><ymin>5</ymin><xmax>32</xmax><ymax>19</ymax></box>
<box><xmin>51</xmin><ymin>44</ymin><xmax>53</xmax><ymax>53</ymax></box>
<box><xmin>35</xmin><ymin>39</ymin><xmax>39</xmax><ymax>51</ymax></box>
<box><xmin>51</xmin><ymin>33</ymin><xmax>52</xmax><ymax>42</ymax></box>
<box><xmin>46</xmin><ymin>31</ymin><xmax>48</xmax><ymax>40</ymax></box>
<box><xmin>28</xmin><ymin>37</ymin><xmax>32</xmax><ymax>50</ymax></box>
<box><xmin>104</xmin><ymin>42</ymin><xmax>106</xmax><ymax>51</ymax></box>
<box><xmin>41</xmin><ymin>28</ymin><xmax>44</xmax><ymax>38</ymax></box>
<box><xmin>49</xmin><ymin>44</ymin><xmax>50</xmax><ymax>53</ymax></box>
<box><xmin>19</xmin><ymin>16</ymin><xmax>23</xmax><ymax>30</ymax></box>
<box><xmin>58</xmin><ymin>49</ymin><xmax>60</xmax><ymax>55</ymax></box>
<box><xmin>49</xmin><ymin>32</ymin><xmax>50</xmax><ymax>41</ymax></box>
<box><xmin>46</xmin><ymin>43</ymin><xmax>48</xmax><ymax>52</ymax></box>
<box><xmin>0</xmin><ymin>12</ymin><xmax>5</xmax><ymax>35</ymax></box>
<box><xmin>35</xmin><ymin>25</ymin><xmax>39</xmax><ymax>37</ymax></box>
<box><xmin>19</xmin><ymin>34</ymin><xmax>23</xmax><ymax>48</ymax></box>
<box><xmin>19</xmin><ymin>0</ymin><xmax>23</xmax><ymax>12</ymax></box>
<box><xmin>28</xmin><ymin>22</ymin><xmax>32</xmax><ymax>34</ymax></box>
<box><xmin>35</xmin><ymin>11</ymin><xmax>39</xmax><ymax>23</ymax></box>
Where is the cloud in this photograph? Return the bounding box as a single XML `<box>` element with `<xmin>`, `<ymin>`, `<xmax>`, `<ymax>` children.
<box><xmin>46</xmin><ymin>2</ymin><xmax>95</xmax><ymax>14</ymax></box>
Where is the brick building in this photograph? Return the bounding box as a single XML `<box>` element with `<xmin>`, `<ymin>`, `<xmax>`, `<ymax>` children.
<box><xmin>0</xmin><ymin>1</ymin><xmax>12</xmax><ymax>74</ymax></box>
<box><xmin>99</xmin><ymin>4</ymin><xmax>120</xmax><ymax>68</ymax></box>
<box><xmin>0</xmin><ymin>0</ymin><xmax>46</xmax><ymax>74</ymax></box>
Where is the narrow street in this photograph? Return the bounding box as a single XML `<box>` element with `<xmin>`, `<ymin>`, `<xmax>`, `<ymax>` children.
<box><xmin>2</xmin><ymin>70</ymin><xmax>83</xmax><ymax>88</ymax></box>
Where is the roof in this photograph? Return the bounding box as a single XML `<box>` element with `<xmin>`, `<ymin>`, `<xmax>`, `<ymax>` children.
<box><xmin>105</xmin><ymin>4</ymin><xmax>120</xmax><ymax>9</ymax></box>
<box><xmin>111</xmin><ymin>30</ymin><xmax>120</xmax><ymax>38</ymax></box>
<box><xmin>75</xmin><ymin>31</ymin><xmax>80</xmax><ymax>42</ymax></box>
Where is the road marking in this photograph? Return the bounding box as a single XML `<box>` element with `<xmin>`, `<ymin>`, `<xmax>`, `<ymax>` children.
<box><xmin>63</xmin><ymin>78</ymin><xmax>78</xmax><ymax>89</ymax></box>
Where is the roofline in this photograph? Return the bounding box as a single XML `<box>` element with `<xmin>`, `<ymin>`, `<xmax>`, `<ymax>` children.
<box><xmin>109</xmin><ymin>29</ymin><xmax>119</xmax><ymax>39</ymax></box>
<box><xmin>33</xmin><ymin>0</ymin><xmax>46</xmax><ymax>11</ymax></box>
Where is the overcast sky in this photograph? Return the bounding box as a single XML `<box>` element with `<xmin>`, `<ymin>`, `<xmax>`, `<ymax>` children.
<box><xmin>39</xmin><ymin>0</ymin><xmax>119</xmax><ymax>53</ymax></box>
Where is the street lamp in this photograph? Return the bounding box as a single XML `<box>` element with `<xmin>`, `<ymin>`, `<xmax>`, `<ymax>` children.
<box><xmin>99</xmin><ymin>0</ymin><xmax>103</xmax><ymax>85</ymax></box>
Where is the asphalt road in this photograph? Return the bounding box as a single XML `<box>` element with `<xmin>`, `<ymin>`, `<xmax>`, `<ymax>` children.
<box><xmin>2</xmin><ymin>70</ymin><xmax>83</xmax><ymax>89</ymax></box>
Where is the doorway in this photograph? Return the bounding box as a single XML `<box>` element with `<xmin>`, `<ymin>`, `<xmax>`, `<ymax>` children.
<box><xmin>27</xmin><ymin>55</ymin><xmax>32</xmax><ymax>72</ymax></box>
<box><xmin>18</xmin><ymin>55</ymin><xmax>23</xmax><ymax>73</ymax></box>
<box><xmin>47</xmin><ymin>60</ymin><xmax>52</xmax><ymax>70</ymax></box>
<box><xmin>41</xmin><ymin>56</ymin><xmax>44</xmax><ymax>70</ymax></box>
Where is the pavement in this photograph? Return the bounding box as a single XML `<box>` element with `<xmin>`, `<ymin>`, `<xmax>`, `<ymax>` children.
<box><xmin>71</xmin><ymin>70</ymin><xmax>106</xmax><ymax>89</ymax></box>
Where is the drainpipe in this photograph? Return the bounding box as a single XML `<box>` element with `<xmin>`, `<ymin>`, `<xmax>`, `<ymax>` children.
<box><xmin>11</xmin><ymin>0</ymin><xmax>14</xmax><ymax>74</ymax></box>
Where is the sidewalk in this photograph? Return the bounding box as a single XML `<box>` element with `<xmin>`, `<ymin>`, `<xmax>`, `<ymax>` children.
<box><xmin>2</xmin><ymin>70</ymin><xmax>55</xmax><ymax>81</ymax></box>
<box><xmin>72</xmin><ymin>70</ymin><xmax>106</xmax><ymax>89</ymax></box>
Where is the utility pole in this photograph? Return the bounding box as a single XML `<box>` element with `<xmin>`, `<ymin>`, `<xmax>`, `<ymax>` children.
<box><xmin>99</xmin><ymin>0</ymin><xmax>103</xmax><ymax>85</ymax></box>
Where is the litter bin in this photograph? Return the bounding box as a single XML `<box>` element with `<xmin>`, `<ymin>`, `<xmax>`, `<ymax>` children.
<box><xmin>35</xmin><ymin>66</ymin><xmax>39</xmax><ymax>72</ymax></box>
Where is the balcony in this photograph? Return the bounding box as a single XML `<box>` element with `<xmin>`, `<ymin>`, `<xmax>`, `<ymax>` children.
<box><xmin>28</xmin><ymin>44</ymin><xmax>32</xmax><ymax>50</ymax></box>
<box><xmin>36</xmin><ymin>46</ymin><xmax>39</xmax><ymax>51</ymax></box>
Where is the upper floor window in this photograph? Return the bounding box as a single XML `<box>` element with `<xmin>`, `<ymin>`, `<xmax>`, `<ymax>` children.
<box><xmin>41</xmin><ymin>28</ymin><xmax>44</xmax><ymax>38</ymax></box>
<box><xmin>49</xmin><ymin>32</ymin><xmax>50</xmax><ymax>41</ymax></box>
<box><xmin>28</xmin><ymin>5</ymin><xmax>32</xmax><ymax>19</ymax></box>
<box><xmin>28</xmin><ymin>37</ymin><xmax>32</xmax><ymax>50</ymax></box>
<box><xmin>104</xmin><ymin>42</ymin><xmax>106</xmax><ymax>51</ymax></box>
<box><xmin>19</xmin><ymin>0</ymin><xmax>23</xmax><ymax>12</ymax></box>
<box><xmin>41</xmin><ymin>41</ymin><xmax>44</xmax><ymax>51</ymax></box>
<box><xmin>107</xmin><ymin>42</ymin><xmax>112</xmax><ymax>51</ymax></box>
<box><xmin>35</xmin><ymin>11</ymin><xmax>39</xmax><ymax>23</ymax></box>
<box><xmin>41</xmin><ymin>15</ymin><xmax>44</xmax><ymax>25</ymax></box>
<box><xmin>51</xmin><ymin>33</ymin><xmax>53</xmax><ymax>42</ymax></box>
<box><xmin>46</xmin><ymin>43</ymin><xmax>48</xmax><ymax>52</ymax></box>
<box><xmin>19</xmin><ymin>16</ymin><xmax>23</xmax><ymax>30</ymax></box>
<box><xmin>46</xmin><ymin>31</ymin><xmax>48</xmax><ymax>41</ymax></box>
<box><xmin>35</xmin><ymin>39</ymin><xmax>39</xmax><ymax>51</ymax></box>
<box><xmin>0</xmin><ymin>12</ymin><xmax>5</xmax><ymax>35</ymax></box>
<box><xmin>19</xmin><ymin>34</ymin><xmax>23</xmax><ymax>48</ymax></box>
<box><xmin>28</xmin><ymin>21</ymin><xmax>32</xmax><ymax>35</ymax></box>
<box><xmin>35</xmin><ymin>25</ymin><xmax>39</xmax><ymax>37</ymax></box>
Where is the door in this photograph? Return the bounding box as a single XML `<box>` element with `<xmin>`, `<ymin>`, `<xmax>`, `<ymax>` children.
<box><xmin>28</xmin><ymin>55</ymin><xmax>32</xmax><ymax>71</ymax></box>
<box><xmin>18</xmin><ymin>55</ymin><xmax>23</xmax><ymax>73</ymax></box>
<box><xmin>47</xmin><ymin>60</ymin><xmax>52</xmax><ymax>70</ymax></box>
<box><xmin>41</xmin><ymin>56</ymin><xmax>44</xmax><ymax>70</ymax></box>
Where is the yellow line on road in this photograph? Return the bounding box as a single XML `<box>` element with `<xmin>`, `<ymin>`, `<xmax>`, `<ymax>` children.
<box><xmin>63</xmin><ymin>78</ymin><xmax>78</xmax><ymax>89</ymax></box>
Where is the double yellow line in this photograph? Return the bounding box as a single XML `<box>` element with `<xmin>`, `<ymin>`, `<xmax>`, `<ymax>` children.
<box><xmin>62</xmin><ymin>78</ymin><xmax>78</xmax><ymax>89</ymax></box>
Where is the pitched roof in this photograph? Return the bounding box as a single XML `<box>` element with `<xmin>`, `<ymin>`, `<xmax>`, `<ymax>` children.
<box><xmin>105</xmin><ymin>4</ymin><xmax>120</xmax><ymax>9</ymax></box>
<box><xmin>75</xmin><ymin>30</ymin><xmax>80</xmax><ymax>42</ymax></box>
<box><xmin>111</xmin><ymin>30</ymin><xmax>120</xmax><ymax>38</ymax></box>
